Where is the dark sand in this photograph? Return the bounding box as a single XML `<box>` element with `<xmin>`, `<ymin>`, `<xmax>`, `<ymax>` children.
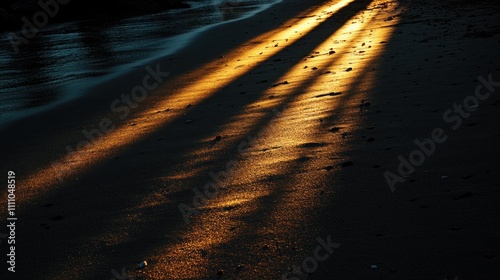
<box><xmin>1</xmin><ymin>0</ymin><xmax>500</xmax><ymax>279</ymax></box>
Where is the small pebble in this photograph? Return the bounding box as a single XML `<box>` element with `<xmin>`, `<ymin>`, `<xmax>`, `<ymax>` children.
<box><xmin>138</xmin><ymin>261</ymin><xmax>148</xmax><ymax>269</ymax></box>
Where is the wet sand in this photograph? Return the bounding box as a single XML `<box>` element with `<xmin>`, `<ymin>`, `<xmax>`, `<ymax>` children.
<box><xmin>1</xmin><ymin>0</ymin><xmax>500</xmax><ymax>279</ymax></box>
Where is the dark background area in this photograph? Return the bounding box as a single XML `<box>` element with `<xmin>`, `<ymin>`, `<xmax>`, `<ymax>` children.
<box><xmin>0</xmin><ymin>0</ymin><xmax>190</xmax><ymax>32</ymax></box>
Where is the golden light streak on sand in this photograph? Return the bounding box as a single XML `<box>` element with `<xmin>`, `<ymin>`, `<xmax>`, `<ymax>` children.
<box><xmin>144</xmin><ymin>189</ymin><xmax>270</xmax><ymax>279</ymax></box>
<box><xmin>17</xmin><ymin>0</ymin><xmax>400</xmax><ymax>275</ymax></box>
<box><xmin>176</xmin><ymin>0</ymin><xmax>376</xmax><ymax>167</ymax></box>
<box><xmin>205</xmin><ymin>0</ymin><xmax>400</xmax><ymax>240</ymax></box>
<box><xmin>16</xmin><ymin>3</ymin><xmax>369</xmax><ymax>278</ymax></box>
<box><xmin>43</xmin><ymin>0</ymin><xmax>401</xmax><ymax>278</ymax></box>
<box><xmin>19</xmin><ymin>0</ymin><xmax>358</xmax><ymax>203</ymax></box>
<box><xmin>255</xmin><ymin>11</ymin><xmax>401</xmax><ymax>239</ymax></box>
<box><xmin>135</xmin><ymin>2</ymin><xmax>401</xmax><ymax>279</ymax></box>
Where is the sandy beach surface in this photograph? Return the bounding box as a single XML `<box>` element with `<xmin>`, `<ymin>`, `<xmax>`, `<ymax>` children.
<box><xmin>1</xmin><ymin>0</ymin><xmax>500</xmax><ymax>279</ymax></box>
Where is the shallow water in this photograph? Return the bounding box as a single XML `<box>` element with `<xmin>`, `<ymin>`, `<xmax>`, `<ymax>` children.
<box><xmin>0</xmin><ymin>0</ymin><xmax>280</xmax><ymax>126</ymax></box>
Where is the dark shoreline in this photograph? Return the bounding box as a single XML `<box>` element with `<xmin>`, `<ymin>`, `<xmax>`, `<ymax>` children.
<box><xmin>0</xmin><ymin>0</ymin><xmax>191</xmax><ymax>33</ymax></box>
